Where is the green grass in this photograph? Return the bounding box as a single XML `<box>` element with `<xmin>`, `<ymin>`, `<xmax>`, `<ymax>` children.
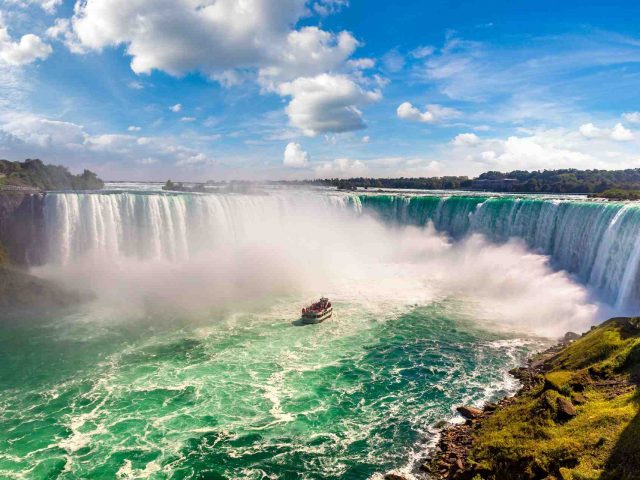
<box><xmin>468</xmin><ymin>318</ymin><xmax>640</xmax><ymax>480</ymax></box>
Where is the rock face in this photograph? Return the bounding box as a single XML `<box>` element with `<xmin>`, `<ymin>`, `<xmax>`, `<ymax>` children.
<box><xmin>0</xmin><ymin>192</ymin><xmax>46</xmax><ymax>265</ymax></box>
<box><xmin>0</xmin><ymin>267</ymin><xmax>85</xmax><ymax>314</ymax></box>
<box><xmin>456</xmin><ymin>406</ymin><xmax>483</xmax><ymax>420</ymax></box>
<box><xmin>562</xmin><ymin>331</ymin><xmax>581</xmax><ymax>343</ymax></box>
<box><xmin>556</xmin><ymin>397</ymin><xmax>577</xmax><ymax>418</ymax></box>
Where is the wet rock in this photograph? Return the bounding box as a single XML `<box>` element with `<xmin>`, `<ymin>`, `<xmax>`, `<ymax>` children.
<box><xmin>557</xmin><ymin>396</ymin><xmax>577</xmax><ymax>418</ymax></box>
<box><xmin>484</xmin><ymin>402</ymin><xmax>498</xmax><ymax>412</ymax></box>
<box><xmin>384</xmin><ymin>474</ymin><xmax>409</xmax><ymax>480</ymax></box>
<box><xmin>456</xmin><ymin>406</ymin><xmax>483</xmax><ymax>419</ymax></box>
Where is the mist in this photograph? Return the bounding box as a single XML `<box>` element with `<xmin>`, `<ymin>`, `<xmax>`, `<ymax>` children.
<box><xmin>34</xmin><ymin>192</ymin><xmax>603</xmax><ymax>337</ymax></box>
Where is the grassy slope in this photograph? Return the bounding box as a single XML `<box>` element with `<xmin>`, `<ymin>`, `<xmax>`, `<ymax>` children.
<box><xmin>469</xmin><ymin>318</ymin><xmax>640</xmax><ymax>480</ymax></box>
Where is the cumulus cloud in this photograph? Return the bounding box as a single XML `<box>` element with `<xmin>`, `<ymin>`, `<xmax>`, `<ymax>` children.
<box><xmin>579</xmin><ymin>122</ymin><xmax>633</xmax><ymax>141</ymax></box>
<box><xmin>258</xmin><ymin>27</ymin><xmax>359</xmax><ymax>87</ymax></box>
<box><xmin>444</xmin><ymin>127</ymin><xmax>640</xmax><ymax>174</ymax></box>
<box><xmin>623</xmin><ymin>112</ymin><xmax>640</xmax><ymax>123</ymax></box>
<box><xmin>128</xmin><ymin>125</ymin><xmax>141</xmax><ymax>132</ymax></box>
<box><xmin>60</xmin><ymin>0</ymin><xmax>357</xmax><ymax>85</ymax></box>
<box><xmin>1</xmin><ymin>113</ymin><xmax>85</xmax><ymax>147</ymax></box>
<box><xmin>397</xmin><ymin>102</ymin><xmax>460</xmax><ymax>123</ymax></box>
<box><xmin>0</xmin><ymin>21</ymin><xmax>52</xmax><ymax>65</ymax></box>
<box><xmin>314</xmin><ymin>157</ymin><xmax>367</xmax><ymax>177</ymax></box>
<box><xmin>452</xmin><ymin>132</ymin><xmax>480</xmax><ymax>146</ymax></box>
<box><xmin>283</xmin><ymin>142</ymin><xmax>310</xmax><ymax>168</ymax></box>
<box><xmin>397</xmin><ymin>102</ymin><xmax>433</xmax><ymax>122</ymax></box>
<box><xmin>279</xmin><ymin>74</ymin><xmax>381</xmax><ymax>136</ymax></box>
<box><xmin>0</xmin><ymin>112</ymin><xmax>215</xmax><ymax>176</ymax></box>
<box><xmin>611</xmin><ymin>123</ymin><xmax>633</xmax><ymax>141</ymax></box>
<box><xmin>170</xmin><ymin>103</ymin><xmax>182</xmax><ymax>113</ymax></box>
<box><xmin>49</xmin><ymin>0</ymin><xmax>379</xmax><ymax>137</ymax></box>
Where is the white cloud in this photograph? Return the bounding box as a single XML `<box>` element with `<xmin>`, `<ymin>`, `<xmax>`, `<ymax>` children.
<box><xmin>170</xmin><ymin>104</ymin><xmax>182</xmax><ymax>113</ymax></box>
<box><xmin>278</xmin><ymin>74</ymin><xmax>381</xmax><ymax>136</ymax></box>
<box><xmin>180</xmin><ymin>116</ymin><xmax>196</xmax><ymax>122</ymax></box>
<box><xmin>382</xmin><ymin>49</ymin><xmax>404</xmax><ymax>72</ymax></box>
<box><xmin>63</xmin><ymin>0</ymin><xmax>355</xmax><ymax>85</ymax></box>
<box><xmin>611</xmin><ymin>122</ymin><xmax>633</xmax><ymax>141</ymax></box>
<box><xmin>579</xmin><ymin>122</ymin><xmax>605</xmax><ymax>139</ymax></box>
<box><xmin>452</xmin><ymin>132</ymin><xmax>480</xmax><ymax>146</ymax></box>
<box><xmin>0</xmin><ymin>112</ymin><xmax>215</xmax><ymax>177</ymax></box>
<box><xmin>312</xmin><ymin>0</ymin><xmax>348</xmax><ymax>16</ymax></box>
<box><xmin>622</xmin><ymin>112</ymin><xmax>640</xmax><ymax>123</ymax></box>
<box><xmin>0</xmin><ymin>22</ymin><xmax>52</xmax><ymax>65</ymax></box>
<box><xmin>397</xmin><ymin>102</ymin><xmax>433</xmax><ymax>123</ymax></box>
<box><xmin>5</xmin><ymin>0</ymin><xmax>61</xmax><ymax>14</ymax></box>
<box><xmin>283</xmin><ymin>142</ymin><xmax>309</xmax><ymax>168</ymax></box>
<box><xmin>258</xmin><ymin>27</ymin><xmax>359</xmax><ymax>87</ymax></box>
<box><xmin>439</xmin><ymin>127</ymin><xmax>640</xmax><ymax>175</ymax></box>
<box><xmin>397</xmin><ymin>102</ymin><xmax>460</xmax><ymax>123</ymax></box>
<box><xmin>51</xmin><ymin>1</ymin><xmax>379</xmax><ymax>138</ymax></box>
<box><xmin>128</xmin><ymin>125</ymin><xmax>141</xmax><ymax>132</ymax></box>
<box><xmin>314</xmin><ymin>158</ymin><xmax>367</xmax><ymax>177</ymax></box>
<box><xmin>175</xmin><ymin>152</ymin><xmax>213</xmax><ymax>167</ymax></box>
<box><xmin>1</xmin><ymin>112</ymin><xmax>85</xmax><ymax>147</ymax></box>
<box><xmin>411</xmin><ymin>45</ymin><xmax>435</xmax><ymax>59</ymax></box>
<box><xmin>579</xmin><ymin>122</ymin><xmax>633</xmax><ymax>141</ymax></box>
<box><xmin>361</xmin><ymin>135</ymin><xmax>370</xmax><ymax>143</ymax></box>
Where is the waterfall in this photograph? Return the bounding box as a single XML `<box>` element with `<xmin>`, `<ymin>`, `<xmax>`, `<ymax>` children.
<box><xmin>358</xmin><ymin>194</ymin><xmax>640</xmax><ymax>309</ymax></box>
<box><xmin>42</xmin><ymin>190</ymin><xmax>640</xmax><ymax>310</ymax></box>
<box><xmin>43</xmin><ymin>191</ymin><xmax>359</xmax><ymax>264</ymax></box>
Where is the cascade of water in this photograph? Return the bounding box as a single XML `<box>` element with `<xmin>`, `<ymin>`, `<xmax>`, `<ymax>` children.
<box><xmin>42</xmin><ymin>191</ymin><xmax>640</xmax><ymax>311</ymax></box>
<box><xmin>358</xmin><ymin>194</ymin><xmax>640</xmax><ymax>310</ymax></box>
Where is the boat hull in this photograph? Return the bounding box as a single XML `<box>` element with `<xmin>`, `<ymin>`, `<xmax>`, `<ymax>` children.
<box><xmin>301</xmin><ymin>309</ymin><xmax>333</xmax><ymax>324</ymax></box>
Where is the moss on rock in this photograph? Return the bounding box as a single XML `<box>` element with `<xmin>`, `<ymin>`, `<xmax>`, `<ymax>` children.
<box><xmin>465</xmin><ymin>318</ymin><xmax>640</xmax><ymax>480</ymax></box>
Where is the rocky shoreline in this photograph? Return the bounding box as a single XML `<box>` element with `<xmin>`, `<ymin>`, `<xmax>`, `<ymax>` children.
<box><xmin>417</xmin><ymin>341</ymin><xmax>568</xmax><ymax>480</ymax></box>
<box><xmin>382</xmin><ymin>319</ymin><xmax>640</xmax><ymax>480</ymax></box>
<box><xmin>380</xmin><ymin>341</ymin><xmax>568</xmax><ymax>480</ymax></box>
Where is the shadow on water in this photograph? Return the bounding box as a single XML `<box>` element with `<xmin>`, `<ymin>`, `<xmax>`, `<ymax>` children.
<box><xmin>291</xmin><ymin>318</ymin><xmax>309</xmax><ymax>327</ymax></box>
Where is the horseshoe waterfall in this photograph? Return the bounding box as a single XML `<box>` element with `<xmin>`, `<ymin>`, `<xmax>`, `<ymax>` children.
<box><xmin>1</xmin><ymin>187</ymin><xmax>638</xmax><ymax>479</ymax></box>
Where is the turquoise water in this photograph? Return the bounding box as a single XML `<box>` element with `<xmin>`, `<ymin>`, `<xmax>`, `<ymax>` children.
<box><xmin>0</xmin><ymin>299</ymin><xmax>538</xmax><ymax>479</ymax></box>
<box><xmin>3</xmin><ymin>188</ymin><xmax>620</xmax><ymax>479</ymax></box>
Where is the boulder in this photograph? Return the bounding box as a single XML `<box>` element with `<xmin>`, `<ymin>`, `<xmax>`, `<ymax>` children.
<box><xmin>556</xmin><ymin>397</ymin><xmax>577</xmax><ymax>418</ymax></box>
<box><xmin>384</xmin><ymin>474</ymin><xmax>409</xmax><ymax>480</ymax></box>
<box><xmin>456</xmin><ymin>406</ymin><xmax>483</xmax><ymax>419</ymax></box>
<box><xmin>572</xmin><ymin>393</ymin><xmax>587</xmax><ymax>405</ymax></box>
<box><xmin>562</xmin><ymin>331</ymin><xmax>581</xmax><ymax>343</ymax></box>
<box><xmin>484</xmin><ymin>402</ymin><xmax>498</xmax><ymax>412</ymax></box>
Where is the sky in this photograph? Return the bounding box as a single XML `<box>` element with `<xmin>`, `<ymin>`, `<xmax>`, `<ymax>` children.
<box><xmin>1</xmin><ymin>0</ymin><xmax>640</xmax><ymax>181</ymax></box>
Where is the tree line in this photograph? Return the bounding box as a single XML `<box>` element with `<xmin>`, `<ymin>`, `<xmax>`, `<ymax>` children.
<box><xmin>308</xmin><ymin>168</ymin><xmax>640</xmax><ymax>194</ymax></box>
<box><xmin>0</xmin><ymin>159</ymin><xmax>104</xmax><ymax>191</ymax></box>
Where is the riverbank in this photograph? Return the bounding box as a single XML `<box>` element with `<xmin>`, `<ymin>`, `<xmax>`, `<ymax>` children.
<box><xmin>412</xmin><ymin>317</ymin><xmax>640</xmax><ymax>480</ymax></box>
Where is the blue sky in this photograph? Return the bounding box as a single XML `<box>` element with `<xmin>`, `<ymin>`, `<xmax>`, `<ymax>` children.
<box><xmin>1</xmin><ymin>0</ymin><xmax>640</xmax><ymax>181</ymax></box>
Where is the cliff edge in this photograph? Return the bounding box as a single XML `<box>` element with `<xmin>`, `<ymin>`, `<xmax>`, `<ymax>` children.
<box><xmin>423</xmin><ymin>317</ymin><xmax>640</xmax><ymax>480</ymax></box>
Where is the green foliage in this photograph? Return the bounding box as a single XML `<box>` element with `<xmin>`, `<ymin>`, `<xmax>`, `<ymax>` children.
<box><xmin>309</xmin><ymin>176</ymin><xmax>472</xmax><ymax>190</ymax></box>
<box><xmin>589</xmin><ymin>189</ymin><xmax>640</xmax><ymax>200</ymax></box>
<box><xmin>0</xmin><ymin>159</ymin><xmax>103</xmax><ymax>191</ymax></box>
<box><xmin>468</xmin><ymin>318</ymin><xmax>640</xmax><ymax>480</ymax></box>
<box><xmin>305</xmin><ymin>168</ymin><xmax>640</xmax><ymax>193</ymax></box>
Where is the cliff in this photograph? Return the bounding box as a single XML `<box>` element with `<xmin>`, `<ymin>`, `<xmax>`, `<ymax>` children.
<box><xmin>423</xmin><ymin>318</ymin><xmax>640</xmax><ymax>480</ymax></box>
<box><xmin>0</xmin><ymin>266</ymin><xmax>86</xmax><ymax>315</ymax></box>
<box><xmin>0</xmin><ymin>192</ymin><xmax>45</xmax><ymax>265</ymax></box>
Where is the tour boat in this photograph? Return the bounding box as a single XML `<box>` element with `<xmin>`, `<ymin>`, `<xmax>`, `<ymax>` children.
<box><xmin>301</xmin><ymin>297</ymin><xmax>333</xmax><ymax>324</ymax></box>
